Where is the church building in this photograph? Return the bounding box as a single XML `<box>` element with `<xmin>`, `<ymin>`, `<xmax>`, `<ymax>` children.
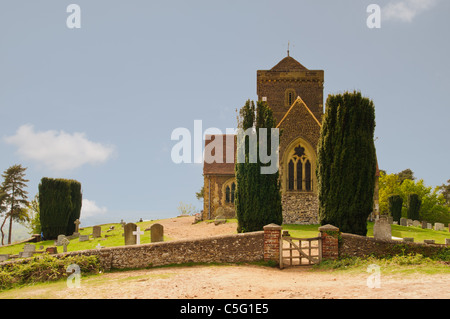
<box><xmin>202</xmin><ymin>54</ymin><xmax>325</xmax><ymax>224</ymax></box>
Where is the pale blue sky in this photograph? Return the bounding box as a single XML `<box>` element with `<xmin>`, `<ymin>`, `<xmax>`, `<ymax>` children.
<box><xmin>1</xmin><ymin>0</ymin><xmax>449</xmax><ymax>226</ymax></box>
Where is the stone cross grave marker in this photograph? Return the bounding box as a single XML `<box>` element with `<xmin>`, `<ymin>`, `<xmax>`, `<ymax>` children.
<box><xmin>92</xmin><ymin>225</ymin><xmax>102</xmax><ymax>238</ymax></box>
<box><xmin>124</xmin><ymin>223</ymin><xmax>137</xmax><ymax>245</ymax></box>
<box><xmin>150</xmin><ymin>223</ymin><xmax>164</xmax><ymax>243</ymax></box>
<box><xmin>73</xmin><ymin>219</ymin><xmax>81</xmax><ymax>235</ymax></box>
<box><xmin>61</xmin><ymin>238</ymin><xmax>70</xmax><ymax>253</ymax></box>
<box><xmin>133</xmin><ymin>227</ymin><xmax>144</xmax><ymax>245</ymax></box>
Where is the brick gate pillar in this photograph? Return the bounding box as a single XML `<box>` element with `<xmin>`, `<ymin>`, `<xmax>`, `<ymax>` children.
<box><xmin>319</xmin><ymin>224</ymin><xmax>340</xmax><ymax>260</ymax></box>
<box><xmin>263</xmin><ymin>224</ymin><xmax>282</xmax><ymax>264</ymax></box>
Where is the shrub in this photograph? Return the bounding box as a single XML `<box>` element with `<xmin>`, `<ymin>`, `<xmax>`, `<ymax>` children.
<box><xmin>388</xmin><ymin>194</ymin><xmax>403</xmax><ymax>223</ymax></box>
<box><xmin>39</xmin><ymin>178</ymin><xmax>82</xmax><ymax>239</ymax></box>
<box><xmin>407</xmin><ymin>193</ymin><xmax>421</xmax><ymax>220</ymax></box>
<box><xmin>0</xmin><ymin>254</ymin><xmax>100</xmax><ymax>290</ymax></box>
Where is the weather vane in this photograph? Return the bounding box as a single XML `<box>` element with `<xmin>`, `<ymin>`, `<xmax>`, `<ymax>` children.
<box><xmin>287</xmin><ymin>41</ymin><xmax>290</xmax><ymax>57</ymax></box>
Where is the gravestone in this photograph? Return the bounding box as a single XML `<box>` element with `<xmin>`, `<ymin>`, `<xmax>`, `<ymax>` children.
<box><xmin>400</xmin><ymin>218</ymin><xmax>407</xmax><ymax>226</ymax></box>
<box><xmin>424</xmin><ymin>239</ymin><xmax>435</xmax><ymax>244</ymax></box>
<box><xmin>0</xmin><ymin>254</ymin><xmax>9</xmax><ymax>262</ymax></box>
<box><xmin>79</xmin><ymin>234</ymin><xmax>89</xmax><ymax>242</ymax></box>
<box><xmin>421</xmin><ymin>221</ymin><xmax>427</xmax><ymax>229</ymax></box>
<box><xmin>133</xmin><ymin>227</ymin><xmax>144</xmax><ymax>245</ymax></box>
<box><xmin>434</xmin><ymin>223</ymin><xmax>444</xmax><ymax>231</ymax></box>
<box><xmin>387</xmin><ymin>216</ymin><xmax>393</xmax><ymax>225</ymax></box>
<box><xmin>407</xmin><ymin>219</ymin><xmax>413</xmax><ymax>227</ymax></box>
<box><xmin>413</xmin><ymin>220</ymin><xmax>421</xmax><ymax>227</ymax></box>
<box><xmin>427</xmin><ymin>223</ymin><xmax>432</xmax><ymax>229</ymax></box>
<box><xmin>373</xmin><ymin>218</ymin><xmax>391</xmax><ymax>241</ymax></box>
<box><xmin>61</xmin><ymin>238</ymin><xmax>70</xmax><ymax>252</ymax></box>
<box><xmin>124</xmin><ymin>223</ymin><xmax>137</xmax><ymax>245</ymax></box>
<box><xmin>403</xmin><ymin>237</ymin><xmax>414</xmax><ymax>242</ymax></box>
<box><xmin>446</xmin><ymin>238</ymin><xmax>450</xmax><ymax>246</ymax></box>
<box><xmin>56</xmin><ymin>235</ymin><xmax>66</xmax><ymax>246</ymax></box>
<box><xmin>92</xmin><ymin>225</ymin><xmax>102</xmax><ymax>238</ymax></box>
<box><xmin>73</xmin><ymin>219</ymin><xmax>81</xmax><ymax>236</ymax></box>
<box><xmin>150</xmin><ymin>223</ymin><xmax>164</xmax><ymax>243</ymax></box>
<box><xmin>46</xmin><ymin>246</ymin><xmax>58</xmax><ymax>254</ymax></box>
<box><xmin>23</xmin><ymin>244</ymin><xmax>36</xmax><ymax>253</ymax></box>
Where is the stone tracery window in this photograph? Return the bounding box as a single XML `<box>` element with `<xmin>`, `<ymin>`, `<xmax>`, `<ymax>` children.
<box><xmin>287</xmin><ymin>143</ymin><xmax>312</xmax><ymax>191</ymax></box>
<box><xmin>224</xmin><ymin>180</ymin><xmax>236</xmax><ymax>204</ymax></box>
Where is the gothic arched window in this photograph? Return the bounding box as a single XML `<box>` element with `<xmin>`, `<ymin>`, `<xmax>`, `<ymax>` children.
<box><xmin>225</xmin><ymin>186</ymin><xmax>231</xmax><ymax>203</ymax></box>
<box><xmin>223</xmin><ymin>179</ymin><xmax>237</xmax><ymax>205</ymax></box>
<box><xmin>287</xmin><ymin>143</ymin><xmax>313</xmax><ymax>192</ymax></box>
<box><xmin>231</xmin><ymin>182</ymin><xmax>236</xmax><ymax>203</ymax></box>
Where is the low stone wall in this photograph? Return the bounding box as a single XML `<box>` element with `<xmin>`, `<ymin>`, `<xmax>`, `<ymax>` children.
<box><xmin>340</xmin><ymin>233</ymin><xmax>448</xmax><ymax>259</ymax></box>
<box><xmin>45</xmin><ymin>231</ymin><xmax>265</xmax><ymax>271</ymax></box>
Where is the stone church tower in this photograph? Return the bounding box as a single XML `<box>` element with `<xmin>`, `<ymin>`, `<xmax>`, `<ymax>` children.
<box><xmin>202</xmin><ymin>54</ymin><xmax>324</xmax><ymax>224</ymax></box>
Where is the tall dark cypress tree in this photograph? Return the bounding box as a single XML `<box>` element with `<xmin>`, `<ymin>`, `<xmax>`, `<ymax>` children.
<box><xmin>235</xmin><ymin>100</ymin><xmax>282</xmax><ymax>232</ymax></box>
<box><xmin>317</xmin><ymin>91</ymin><xmax>376</xmax><ymax>236</ymax></box>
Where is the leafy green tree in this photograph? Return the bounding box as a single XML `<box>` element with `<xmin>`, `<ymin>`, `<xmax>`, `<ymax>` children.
<box><xmin>235</xmin><ymin>100</ymin><xmax>282</xmax><ymax>232</ymax></box>
<box><xmin>438</xmin><ymin>179</ymin><xmax>450</xmax><ymax>205</ymax></box>
<box><xmin>27</xmin><ymin>194</ymin><xmax>41</xmax><ymax>235</ymax></box>
<box><xmin>396</xmin><ymin>169</ymin><xmax>415</xmax><ymax>184</ymax></box>
<box><xmin>0</xmin><ymin>164</ymin><xmax>30</xmax><ymax>245</ymax></box>
<box><xmin>317</xmin><ymin>91</ymin><xmax>377</xmax><ymax>236</ymax></box>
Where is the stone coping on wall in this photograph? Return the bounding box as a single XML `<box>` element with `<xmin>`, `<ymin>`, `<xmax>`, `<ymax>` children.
<box><xmin>340</xmin><ymin>232</ymin><xmax>448</xmax><ymax>259</ymax></box>
<box><xmin>0</xmin><ymin>231</ymin><xmax>265</xmax><ymax>271</ymax></box>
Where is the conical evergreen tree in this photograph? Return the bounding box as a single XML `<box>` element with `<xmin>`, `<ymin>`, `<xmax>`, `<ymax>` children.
<box><xmin>235</xmin><ymin>100</ymin><xmax>282</xmax><ymax>232</ymax></box>
<box><xmin>317</xmin><ymin>91</ymin><xmax>376</xmax><ymax>236</ymax></box>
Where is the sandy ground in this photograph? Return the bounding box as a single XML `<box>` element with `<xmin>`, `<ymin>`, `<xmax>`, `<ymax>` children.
<box><xmin>4</xmin><ymin>216</ymin><xmax>450</xmax><ymax>299</ymax></box>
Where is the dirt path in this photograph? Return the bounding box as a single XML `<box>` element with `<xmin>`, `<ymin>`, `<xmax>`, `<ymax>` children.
<box><xmin>153</xmin><ymin>216</ymin><xmax>238</xmax><ymax>240</ymax></box>
<box><xmin>6</xmin><ymin>264</ymin><xmax>449</xmax><ymax>299</ymax></box>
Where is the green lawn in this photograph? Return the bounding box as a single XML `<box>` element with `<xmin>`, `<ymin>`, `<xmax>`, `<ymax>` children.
<box><xmin>0</xmin><ymin>220</ymin><xmax>170</xmax><ymax>256</ymax></box>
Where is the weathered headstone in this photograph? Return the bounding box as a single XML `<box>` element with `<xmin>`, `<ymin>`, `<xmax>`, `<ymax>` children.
<box><xmin>434</xmin><ymin>223</ymin><xmax>444</xmax><ymax>231</ymax></box>
<box><xmin>124</xmin><ymin>223</ymin><xmax>137</xmax><ymax>245</ymax></box>
<box><xmin>427</xmin><ymin>223</ymin><xmax>432</xmax><ymax>229</ymax></box>
<box><xmin>61</xmin><ymin>238</ymin><xmax>70</xmax><ymax>252</ymax></box>
<box><xmin>79</xmin><ymin>234</ymin><xmax>89</xmax><ymax>242</ymax></box>
<box><xmin>445</xmin><ymin>238</ymin><xmax>450</xmax><ymax>246</ymax></box>
<box><xmin>150</xmin><ymin>223</ymin><xmax>164</xmax><ymax>243</ymax></box>
<box><xmin>403</xmin><ymin>237</ymin><xmax>414</xmax><ymax>242</ymax></box>
<box><xmin>413</xmin><ymin>220</ymin><xmax>421</xmax><ymax>227</ymax></box>
<box><xmin>133</xmin><ymin>227</ymin><xmax>144</xmax><ymax>245</ymax></box>
<box><xmin>421</xmin><ymin>221</ymin><xmax>427</xmax><ymax>229</ymax></box>
<box><xmin>407</xmin><ymin>219</ymin><xmax>413</xmax><ymax>227</ymax></box>
<box><xmin>424</xmin><ymin>239</ymin><xmax>435</xmax><ymax>244</ymax></box>
<box><xmin>400</xmin><ymin>218</ymin><xmax>407</xmax><ymax>226</ymax></box>
<box><xmin>73</xmin><ymin>219</ymin><xmax>81</xmax><ymax>236</ymax></box>
<box><xmin>46</xmin><ymin>246</ymin><xmax>58</xmax><ymax>254</ymax></box>
<box><xmin>56</xmin><ymin>235</ymin><xmax>66</xmax><ymax>246</ymax></box>
<box><xmin>0</xmin><ymin>254</ymin><xmax>9</xmax><ymax>262</ymax></box>
<box><xmin>373</xmin><ymin>218</ymin><xmax>392</xmax><ymax>241</ymax></box>
<box><xmin>92</xmin><ymin>225</ymin><xmax>102</xmax><ymax>238</ymax></box>
<box><xmin>23</xmin><ymin>244</ymin><xmax>36</xmax><ymax>253</ymax></box>
<box><xmin>387</xmin><ymin>216</ymin><xmax>393</xmax><ymax>224</ymax></box>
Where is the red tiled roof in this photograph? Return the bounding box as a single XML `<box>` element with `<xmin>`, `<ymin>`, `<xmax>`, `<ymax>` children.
<box><xmin>203</xmin><ymin>134</ymin><xmax>236</xmax><ymax>176</ymax></box>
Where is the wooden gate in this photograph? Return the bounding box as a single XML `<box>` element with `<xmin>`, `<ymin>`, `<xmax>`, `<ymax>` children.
<box><xmin>280</xmin><ymin>232</ymin><xmax>322</xmax><ymax>268</ymax></box>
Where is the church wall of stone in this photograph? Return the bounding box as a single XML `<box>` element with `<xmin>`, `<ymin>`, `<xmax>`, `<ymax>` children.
<box><xmin>202</xmin><ymin>175</ymin><xmax>236</xmax><ymax>220</ymax></box>
<box><xmin>281</xmin><ymin>192</ymin><xmax>319</xmax><ymax>224</ymax></box>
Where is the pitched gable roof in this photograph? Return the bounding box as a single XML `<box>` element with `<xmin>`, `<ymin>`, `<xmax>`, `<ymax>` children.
<box><xmin>276</xmin><ymin>96</ymin><xmax>322</xmax><ymax>129</ymax></box>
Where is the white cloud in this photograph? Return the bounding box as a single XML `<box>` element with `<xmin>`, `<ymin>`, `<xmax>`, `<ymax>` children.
<box><xmin>81</xmin><ymin>199</ymin><xmax>107</xmax><ymax>218</ymax></box>
<box><xmin>4</xmin><ymin>124</ymin><xmax>115</xmax><ymax>171</ymax></box>
<box><xmin>383</xmin><ymin>0</ymin><xmax>439</xmax><ymax>22</ymax></box>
